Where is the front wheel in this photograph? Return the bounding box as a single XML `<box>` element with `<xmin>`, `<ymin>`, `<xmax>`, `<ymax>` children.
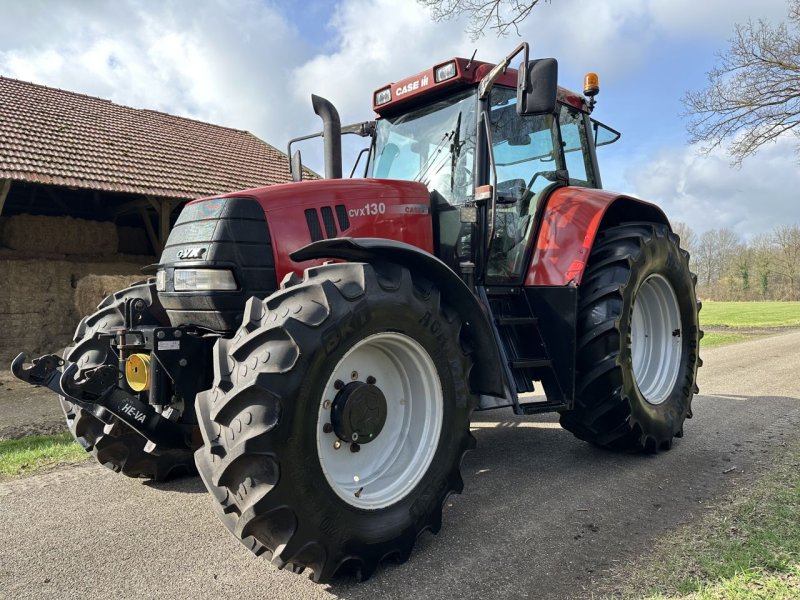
<box><xmin>560</xmin><ymin>222</ymin><xmax>702</xmax><ymax>452</ymax></box>
<box><xmin>194</xmin><ymin>262</ymin><xmax>477</xmax><ymax>582</ymax></box>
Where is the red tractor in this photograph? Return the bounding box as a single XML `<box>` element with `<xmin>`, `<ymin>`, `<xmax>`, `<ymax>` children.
<box><xmin>13</xmin><ymin>43</ymin><xmax>701</xmax><ymax>582</ymax></box>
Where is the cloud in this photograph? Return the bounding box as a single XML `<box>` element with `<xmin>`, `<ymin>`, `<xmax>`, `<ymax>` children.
<box><xmin>624</xmin><ymin>136</ymin><xmax>800</xmax><ymax>239</ymax></box>
<box><xmin>0</xmin><ymin>0</ymin><xmax>311</xmax><ymax>143</ymax></box>
<box><xmin>0</xmin><ymin>0</ymin><xmax>795</xmax><ymax>235</ymax></box>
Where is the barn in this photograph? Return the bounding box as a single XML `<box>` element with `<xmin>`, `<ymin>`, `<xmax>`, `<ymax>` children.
<box><xmin>0</xmin><ymin>76</ymin><xmax>305</xmax><ymax>364</ymax></box>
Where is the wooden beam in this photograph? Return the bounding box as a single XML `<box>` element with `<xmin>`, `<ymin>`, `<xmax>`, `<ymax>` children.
<box><xmin>138</xmin><ymin>206</ymin><xmax>161</xmax><ymax>255</ymax></box>
<box><xmin>27</xmin><ymin>185</ymin><xmax>38</xmax><ymax>209</ymax></box>
<box><xmin>159</xmin><ymin>198</ymin><xmax>172</xmax><ymax>249</ymax></box>
<box><xmin>0</xmin><ymin>179</ymin><xmax>12</xmax><ymax>216</ymax></box>
<box><xmin>42</xmin><ymin>186</ymin><xmax>72</xmax><ymax>213</ymax></box>
<box><xmin>113</xmin><ymin>198</ymin><xmax>152</xmax><ymax>218</ymax></box>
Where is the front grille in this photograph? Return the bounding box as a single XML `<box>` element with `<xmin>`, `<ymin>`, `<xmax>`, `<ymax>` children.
<box><xmin>158</xmin><ymin>196</ymin><xmax>278</xmax><ymax>331</ymax></box>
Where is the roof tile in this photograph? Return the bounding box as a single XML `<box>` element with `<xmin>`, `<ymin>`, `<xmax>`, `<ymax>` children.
<box><xmin>0</xmin><ymin>76</ymin><xmax>312</xmax><ymax>199</ymax></box>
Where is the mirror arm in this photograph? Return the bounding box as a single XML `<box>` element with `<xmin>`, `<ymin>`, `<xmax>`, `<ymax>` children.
<box><xmin>288</xmin><ymin>121</ymin><xmax>378</xmax><ymax>180</ymax></box>
<box><xmin>478</xmin><ymin>42</ymin><xmax>529</xmax><ymax>100</ymax></box>
<box><xmin>349</xmin><ymin>147</ymin><xmax>370</xmax><ymax>178</ymax></box>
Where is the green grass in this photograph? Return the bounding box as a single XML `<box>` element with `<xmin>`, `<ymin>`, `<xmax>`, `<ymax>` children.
<box><xmin>0</xmin><ymin>433</ymin><xmax>88</xmax><ymax>479</ymax></box>
<box><xmin>619</xmin><ymin>439</ymin><xmax>800</xmax><ymax>599</ymax></box>
<box><xmin>701</xmin><ymin>302</ymin><xmax>800</xmax><ymax>328</ymax></box>
<box><xmin>702</xmin><ymin>332</ymin><xmax>754</xmax><ymax>348</ymax></box>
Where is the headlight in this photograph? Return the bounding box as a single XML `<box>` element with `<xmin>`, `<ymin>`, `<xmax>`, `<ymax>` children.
<box><xmin>434</xmin><ymin>61</ymin><xmax>457</xmax><ymax>83</ymax></box>
<box><xmin>374</xmin><ymin>87</ymin><xmax>391</xmax><ymax>106</ymax></box>
<box><xmin>173</xmin><ymin>269</ymin><xmax>237</xmax><ymax>291</ymax></box>
<box><xmin>155</xmin><ymin>270</ymin><xmax>166</xmax><ymax>292</ymax></box>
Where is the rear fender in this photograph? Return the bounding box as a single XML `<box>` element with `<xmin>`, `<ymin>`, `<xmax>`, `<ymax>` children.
<box><xmin>291</xmin><ymin>238</ymin><xmax>506</xmax><ymax>398</ymax></box>
<box><xmin>526</xmin><ymin>188</ymin><xmax>671</xmax><ymax>286</ymax></box>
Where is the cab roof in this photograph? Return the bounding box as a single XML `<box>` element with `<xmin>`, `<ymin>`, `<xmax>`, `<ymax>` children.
<box><xmin>372</xmin><ymin>57</ymin><xmax>588</xmax><ymax>116</ymax></box>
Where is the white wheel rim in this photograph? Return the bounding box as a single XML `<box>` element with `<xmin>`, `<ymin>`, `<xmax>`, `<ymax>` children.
<box><xmin>316</xmin><ymin>332</ymin><xmax>443</xmax><ymax>510</ymax></box>
<box><xmin>630</xmin><ymin>274</ymin><xmax>682</xmax><ymax>405</ymax></box>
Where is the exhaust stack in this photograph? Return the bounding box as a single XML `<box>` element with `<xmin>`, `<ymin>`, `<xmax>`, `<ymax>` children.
<box><xmin>311</xmin><ymin>94</ymin><xmax>342</xmax><ymax>179</ymax></box>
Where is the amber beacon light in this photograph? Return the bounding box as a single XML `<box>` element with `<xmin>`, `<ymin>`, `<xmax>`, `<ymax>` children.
<box><xmin>584</xmin><ymin>72</ymin><xmax>599</xmax><ymax>97</ymax></box>
<box><xmin>583</xmin><ymin>72</ymin><xmax>599</xmax><ymax>111</ymax></box>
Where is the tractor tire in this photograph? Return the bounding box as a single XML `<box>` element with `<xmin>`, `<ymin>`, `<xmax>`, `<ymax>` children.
<box><xmin>61</xmin><ymin>282</ymin><xmax>196</xmax><ymax>480</ymax></box>
<box><xmin>194</xmin><ymin>262</ymin><xmax>477</xmax><ymax>582</ymax></box>
<box><xmin>559</xmin><ymin>222</ymin><xmax>702</xmax><ymax>452</ymax></box>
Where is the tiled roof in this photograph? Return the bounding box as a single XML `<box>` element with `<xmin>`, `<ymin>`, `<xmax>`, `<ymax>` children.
<box><xmin>0</xmin><ymin>76</ymin><xmax>311</xmax><ymax>200</ymax></box>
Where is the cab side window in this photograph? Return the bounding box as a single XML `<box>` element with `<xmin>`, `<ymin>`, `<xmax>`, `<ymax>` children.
<box><xmin>559</xmin><ymin>105</ymin><xmax>597</xmax><ymax>188</ymax></box>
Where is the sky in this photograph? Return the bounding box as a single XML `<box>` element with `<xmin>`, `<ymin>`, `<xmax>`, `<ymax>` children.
<box><xmin>0</xmin><ymin>0</ymin><xmax>796</xmax><ymax>239</ymax></box>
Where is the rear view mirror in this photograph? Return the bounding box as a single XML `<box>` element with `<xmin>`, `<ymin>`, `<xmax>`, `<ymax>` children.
<box><xmin>517</xmin><ymin>58</ymin><xmax>558</xmax><ymax>116</ymax></box>
<box><xmin>290</xmin><ymin>150</ymin><xmax>303</xmax><ymax>182</ymax></box>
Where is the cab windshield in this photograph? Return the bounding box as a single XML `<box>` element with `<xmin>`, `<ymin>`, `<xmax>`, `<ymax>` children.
<box><xmin>370</xmin><ymin>89</ymin><xmax>477</xmax><ymax>205</ymax></box>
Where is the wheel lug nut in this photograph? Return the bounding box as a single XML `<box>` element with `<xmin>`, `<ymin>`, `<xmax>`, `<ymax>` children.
<box><xmin>334</xmin><ymin>380</ymin><xmax>344</xmax><ymax>390</ymax></box>
<box><xmin>350</xmin><ymin>443</ymin><xmax>360</xmax><ymax>453</ymax></box>
<box><xmin>323</xmin><ymin>423</ymin><xmax>333</xmax><ymax>434</ymax></box>
<box><xmin>333</xmin><ymin>440</ymin><xmax>342</xmax><ymax>450</ymax></box>
<box><xmin>366</xmin><ymin>375</ymin><xmax>376</xmax><ymax>385</ymax></box>
<box><xmin>351</xmin><ymin>432</ymin><xmax>359</xmax><ymax>441</ymax></box>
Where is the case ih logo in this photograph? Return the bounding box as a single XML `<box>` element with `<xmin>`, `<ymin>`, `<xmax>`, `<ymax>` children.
<box><xmin>395</xmin><ymin>75</ymin><xmax>429</xmax><ymax>97</ymax></box>
<box><xmin>177</xmin><ymin>247</ymin><xmax>206</xmax><ymax>260</ymax></box>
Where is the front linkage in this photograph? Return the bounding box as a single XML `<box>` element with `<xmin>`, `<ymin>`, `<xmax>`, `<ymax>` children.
<box><xmin>11</xmin><ymin>352</ymin><xmax>189</xmax><ymax>450</ymax></box>
<box><xmin>11</xmin><ymin>289</ymin><xmax>216</xmax><ymax>456</ymax></box>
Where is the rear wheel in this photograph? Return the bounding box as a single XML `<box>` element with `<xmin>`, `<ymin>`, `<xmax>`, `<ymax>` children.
<box><xmin>559</xmin><ymin>222</ymin><xmax>702</xmax><ymax>452</ymax></box>
<box><xmin>194</xmin><ymin>262</ymin><xmax>477</xmax><ymax>582</ymax></box>
<box><xmin>61</xmin><ymin>282</ymin><xmax>196</xmax><ymax>480</ymax></box>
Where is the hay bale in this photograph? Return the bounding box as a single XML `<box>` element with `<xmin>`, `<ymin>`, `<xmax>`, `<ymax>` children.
<box><xmin>0</xmin><ymin>258</ymin><xmax>148</xmax><ymax>366</ymax></box>
<box><xmin>74</xmin><ymin>275</ymin><xmax>145</xmax><ymax>317</ymax></box>
<box><xmin>3</xmin><ymin>214</ymin><xmax>118</xmax><ymax>255</ymax></box>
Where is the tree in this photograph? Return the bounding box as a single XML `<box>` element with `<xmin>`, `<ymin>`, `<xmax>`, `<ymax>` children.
<box><xmin>418</xmin><ymin>0</ymin><xmax>546</xmax><ymax>39</ymax></box>
<box><xmin>672</xmin><ymin>221</ymin><xmax>697</xmax><ymax>254</ymax></box>
<box><xmin>684</xmin><ymin>0</ymin><xmax>800</xmax><ymax>165</ymax></box>
<box><xmin>770</xmin><ymin>223</ymin><xmax>800</xmax><ymax>298</ymax></box>
<box><xmin>751</xmin><ymin>232</ymin><xmax>776</xmax><ymax>299</ymax></box>
<box><xmin>695</xmin><ymin>228</ymin><xmax>741</xmax><ymax>290</ymax></box>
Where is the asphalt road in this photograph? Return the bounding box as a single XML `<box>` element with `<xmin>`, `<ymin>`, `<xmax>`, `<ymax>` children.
<box><xmin>2</xmin><ymin>331</ymin><xmax>800</xmax><ymax>599</ymax></box>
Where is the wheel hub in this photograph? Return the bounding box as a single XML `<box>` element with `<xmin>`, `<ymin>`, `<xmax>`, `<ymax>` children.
<box><xmin>331</xmin><ymin>381</ymin><xmax>387</xmax><ymax>444</ymax></box>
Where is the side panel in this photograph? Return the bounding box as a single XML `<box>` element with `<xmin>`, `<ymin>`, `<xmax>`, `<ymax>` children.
<box><xmin>525</xmin><ymin>187</ymin><xmax>670</xmax><ymax>286</ymax></box>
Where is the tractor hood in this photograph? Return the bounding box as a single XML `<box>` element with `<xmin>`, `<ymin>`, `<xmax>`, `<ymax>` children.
<box><xmin>184</xmin><ymin>178</ymin><xmax>436</xmax><ymax>288</ymax></box>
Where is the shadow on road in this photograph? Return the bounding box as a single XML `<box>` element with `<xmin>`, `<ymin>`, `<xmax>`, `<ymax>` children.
<box><xmin>144</xmin><ymin>474</ymin><xmax>207</xmax><ymax>494</ymax></box>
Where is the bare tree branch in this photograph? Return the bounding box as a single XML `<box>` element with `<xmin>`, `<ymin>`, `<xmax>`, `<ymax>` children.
<box><xmin>683</xmin><ymin>0</ymin><xmax>800</xmax><ymax>165</ymax></box>
<box><xmin>417</xmin><ymin>0</ymin><xmax>548</xmax><ymax>40</ymax></box>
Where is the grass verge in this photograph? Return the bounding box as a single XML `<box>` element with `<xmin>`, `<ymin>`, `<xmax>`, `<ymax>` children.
<box><xmin>0</xmin><ymin>433</ymin><xmax>88</xmax><ymax>480</ymax></box>
<box><xmin>617</xmin><ymin>438</ymin><xmax>800</xmax><ymax>599</ymax></box>
<box><xmin>701</xmin><ymin>301</ymin><xmax>800</xmax><ymax>328</ymax></box>
<box><xmin>701</xmin><ymin>332</ymin><xmax>755</xmax><ymax>349</ymax></box>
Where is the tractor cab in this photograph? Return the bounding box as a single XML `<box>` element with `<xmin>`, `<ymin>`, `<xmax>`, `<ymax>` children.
<box><xmin>365</xmin><ymin>47</ymin><xmax>620</xmax><ymax>283</ymax></box>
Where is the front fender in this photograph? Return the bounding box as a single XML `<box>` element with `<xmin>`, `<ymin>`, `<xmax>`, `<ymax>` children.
<box><xmin>291</xmin><ymin>238</ymin><xmax>506</xmax><ymax>398</ymax></box>
<box><xmin>526</xmin><ymin>188</ymin><xmax>671</xmax><ymax>286</ymax></box>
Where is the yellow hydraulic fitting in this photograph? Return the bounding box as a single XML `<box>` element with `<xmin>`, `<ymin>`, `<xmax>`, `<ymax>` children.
<box><xmin>125</xmin><ymin>353</ymin><xmax>151</xmax><ymax>392</ymax></box>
